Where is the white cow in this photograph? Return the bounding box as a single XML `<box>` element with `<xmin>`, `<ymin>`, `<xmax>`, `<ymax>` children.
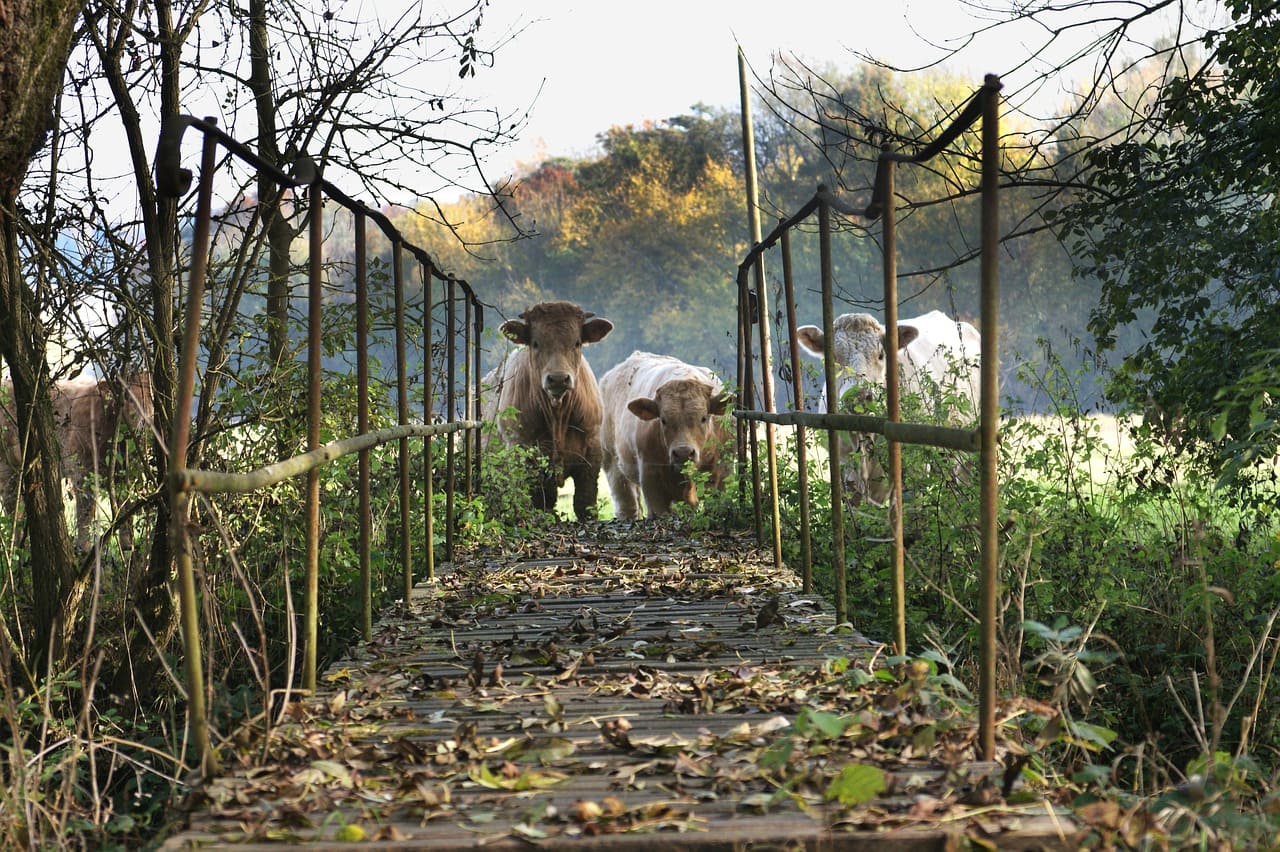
<box><xmin>599</xmin><ymin>352</ymin><xmax>732</xmax><ymax>519</ymax></box>
<box><xmin>796</xmin><ymin>310</ymin><xmax>980</xmax><ymax>506</ymax></box>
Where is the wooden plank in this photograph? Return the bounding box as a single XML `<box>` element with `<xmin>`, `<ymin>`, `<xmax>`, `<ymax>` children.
<box><xmin>162</xmin><ymin>522</ymin><xmax>1082</xmax><ymax>850</ymax></box>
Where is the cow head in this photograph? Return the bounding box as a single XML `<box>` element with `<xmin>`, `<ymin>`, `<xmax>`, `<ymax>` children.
<box><xmin>627</xmin><ymin>379</ymin><xmax>731</xmax><ymax>473</ymax></box>
<box><xmin>501</xmin><ymin>301</ymin><xmax>613</xmax><ymax>405</ymax></box>
<box><xmin>795</xmin><ymin>313</ymin><xmax>919</xmax><ymax>507</ymax></box>
<box><xmin>796</xmin><ymin>313</ymin><xmax>919</xmax><ymax>413</ymax></box>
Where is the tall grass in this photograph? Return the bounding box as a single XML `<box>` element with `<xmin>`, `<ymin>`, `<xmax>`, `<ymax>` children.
<box><xmin>758</xmin><ymin>357</ymin><xmax>1280</xmax><ymax>844</ymax></box>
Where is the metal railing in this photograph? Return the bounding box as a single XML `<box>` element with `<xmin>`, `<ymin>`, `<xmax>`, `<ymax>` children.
<box><xmin>734</xmin><ymin>76</ymin><xmax>1002</xmax><ymax>759</ymax></box>
<box><xmin>156</xmin><ymin>116</ymin><xmax>484</xmax><ymax>775</ymax></box>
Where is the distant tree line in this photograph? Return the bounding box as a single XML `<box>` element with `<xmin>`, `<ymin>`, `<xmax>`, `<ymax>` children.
<box><xmin>388</xmin><ymin>66</ymin><xmax>1125</xmax><ymax>413</ymax></box>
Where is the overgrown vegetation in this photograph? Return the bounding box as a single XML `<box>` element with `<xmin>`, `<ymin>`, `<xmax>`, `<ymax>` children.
<box><xmin>764</xmin><ymin>345</ymin><xmax>1280</xmax><ymax>847</ymax></box>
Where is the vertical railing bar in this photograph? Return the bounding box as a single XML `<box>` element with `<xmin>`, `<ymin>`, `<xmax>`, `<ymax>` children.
<box><xmin>463</xmin><ymin>290</ymin><xmax>475</xmax><ymax>500</ymax></box>
<box><xmin>303</xmin><ymin>176</ymin><xmax>323</xmax><ymax>693</ymax></box>
<box><xmin>779</xmin><ymin>225</ymin><xmax>812</xmax><ymax>593</ymax></box>
<box><xmin>473</xmin><ymin>302</ymin><xmax>484</xmax><ymax>491</ymax></box>
<box><xmin>751</xmin><ymin>253</ymin><xmax>783</xmax><ymax>570</ymax></box>
<box><xmin>355</xmin><ymin>212</ymin><xmax>372</xmax><ymax>642</ymax></box>
<box><xmin>422</xmin><ymin>265</ymin><xmax>436</xmax><ymax>583</ymax></box>
<box><xmin>817</xmin><ymin>187</ymin><xmax>848</xmax><ymax>624</ymax></box>
<box><xmin>394</xmin><ymin>241</ymin><xmax>412</xmax><ymax>603</ymax></box>
<box><xmin>978</xmin><ymin>75</ymin><xmax>1003</xmax><ymax>762</ymax></box>
<box><xmin>170</xmin><ymin>127</ymin><xmax>220</xmax><ymax>777</ymax></box>
<box><xmin>445</xmin><ymin>278</ymin><xmax>457</xmax><ymax>563</ymax></box>
<box><xmin>734</xmin><ymin>268</ymin><xmax>749</xmax><ymax>512</ymax></box>
<box><xmin>881</xmin><ymin>156</ymin><xmax>908</xmax><ymax>659</ymax></box>
<box><xmin>740</xmin><ymin>271</ymin><xmax>763</xmax><ymax>543</ymax></box>
<box><xmin>738</xmin><ymin>49</ymin><xmax>781</xmax><ymax>565</ymax></box>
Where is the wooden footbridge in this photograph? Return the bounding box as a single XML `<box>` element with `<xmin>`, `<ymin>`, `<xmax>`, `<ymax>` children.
<box><xmin>156</xmin><ymin>79</ymin><xmax>1093</xmax><ymax>849</ymax></box>
<box><xmin>162</xmin><ymin>522</ymin><xmax>1080</xmax><ymax>850</ymax></box>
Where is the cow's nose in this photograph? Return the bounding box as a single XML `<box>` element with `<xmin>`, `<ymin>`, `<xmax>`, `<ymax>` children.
<box><xmin>670</xmin><ymin>445</ymin><xmax>698</xmax><ymax>466</ymax></box>
<box><xmin>544</xmin><ymin>372</ymin><xmax>572</xmax><ymax>396</ymax></box>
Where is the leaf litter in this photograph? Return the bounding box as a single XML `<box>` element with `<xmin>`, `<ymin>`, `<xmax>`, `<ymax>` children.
<box><xmin>169</xmin><ymin>519</ymin><xmax>1094</xmax><ymax>848</ymax></box>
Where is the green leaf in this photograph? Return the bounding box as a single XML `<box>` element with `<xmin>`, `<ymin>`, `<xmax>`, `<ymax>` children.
<box><xmin>825</xmin><ymin>764</ymin><xmax>887</xmax><ymax>805</ymax></box>
<box><xmin>793</xmin><ymin>708</ymin><xmax>850</xmax><ymax>740</ymax></box>
<box><xmin>758</xmin><ymin>738</ymin><xmax>795</xmax><ymax>771</ymax></box>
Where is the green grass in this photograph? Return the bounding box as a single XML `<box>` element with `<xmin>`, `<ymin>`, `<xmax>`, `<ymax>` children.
<box><xmin>554</xmin><ymin>471</ymin><xmax>615</xmax><ymax>521</ymax></box>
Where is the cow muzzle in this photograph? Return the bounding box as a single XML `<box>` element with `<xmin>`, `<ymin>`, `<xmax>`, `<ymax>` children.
<box><xmin>543</xmin><ymin>371</ymin><xmax>574</xmax><ymax>403</ymax></box>
<box><xmin>669</xmin><ymin>444</ymin><xmax>699</xmax><ymax>468</ymax></box>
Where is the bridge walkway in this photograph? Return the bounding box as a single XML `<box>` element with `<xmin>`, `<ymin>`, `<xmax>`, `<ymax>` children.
<box><xmin>162</xmin><ymin>522</ymin><xmax>1080</xmax><ymax>850</ymax></box>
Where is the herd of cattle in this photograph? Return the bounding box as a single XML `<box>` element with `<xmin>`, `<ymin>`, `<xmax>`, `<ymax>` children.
<box><xmin>0</xmin><ymin>299</ymin><xmax>980</xmax><ymax>545</ymax></box>
<box><xmin>484</xmin><ymin>300</ymin><xmax>981</xmax><ymax>520</ymax></box>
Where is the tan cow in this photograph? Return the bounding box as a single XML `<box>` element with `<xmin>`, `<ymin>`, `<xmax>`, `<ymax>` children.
<box><xmin>482</xmin><ymin>301</ymin><xmax>613</xmax><ymax>521</ymax></box>
<box><xmin>0</xmin><ymin>372</ymin><xmax>154</xmax><ymax>548</ymax></box>
<box><xmin>599</xmin><ymin>351</ymin><xmax>733</xmax><ymax>519</ymax></box>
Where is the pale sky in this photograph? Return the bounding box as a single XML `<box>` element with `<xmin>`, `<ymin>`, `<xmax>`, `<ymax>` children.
<box><xmin>464</xmin><ymin>0</ymin><xmax>1014</xmax><ymax>177</ymax></box>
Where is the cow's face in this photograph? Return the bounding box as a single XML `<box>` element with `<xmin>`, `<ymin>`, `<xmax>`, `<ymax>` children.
<box><xmin>501</xmin><ymin>301</ymin><xmax>612</xmax><ymax>405</ymax></box>
<box><xmin>627</xmin><ymin>379</ymin><xmax>731</xmax><ymax>472</ymax></box>
<box><xmin>796</xmin><ymin>313</ymin><xmax>918</xmax><ymax>507</ymax></box>
<box><xmin>796</xmin><ymin>314</ymin><xmax>919</xmax><ymax>414</ymax></box>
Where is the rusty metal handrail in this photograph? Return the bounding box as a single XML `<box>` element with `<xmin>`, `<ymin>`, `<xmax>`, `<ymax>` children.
<box><xmin>158</xmin><ymin>115</ymin><xmax>485</xmax><ymax>776</ymax></box>
<box><xmin>171</xmin><ymin>422</ymin><xmax>478</xmax><ymax>493</ymax></box>
<box><xmin>733</xmin><ymin>75</ymin><xmax>1002</xmax><ymax>761</ymax></box>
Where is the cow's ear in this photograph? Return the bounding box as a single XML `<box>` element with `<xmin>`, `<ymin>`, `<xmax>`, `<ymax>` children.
<box><xmin>796</xmin><ymin>325</ymin><xmax>825</xmax><ymax>357</ymax></box>
<box><xmin>501</xmin><ymin>319</ymin><xmax>530</xmax><ymax>345</ymax></box>
<box><xmin>896</xmin><ymin>324</ymin><xmax>920</xmax><ymax>349</ymax></box>
<box><xmin>709</xmin><ymin>391</ymin><xmax>733</xmax><ymax>416</ymax></box>
<box><xmin>581</xmin><ymin>318</ymin><xmax>613</xmax><ymax>344</ymax></box>
<box><xmin>627</xmin><ymin>398</ymin><xmax>660</xmax><ymax>421</ymax></box>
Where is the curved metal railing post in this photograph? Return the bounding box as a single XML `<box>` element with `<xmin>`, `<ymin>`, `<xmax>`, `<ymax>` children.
<box><xmin>421</xmin><ymin>263</ymin><xmax>436</xmax><ymax>583</ymax></box>
<box><xmin>393</xmin><ymin>242</ymin><xmax>412</xmax><ymax>602</ymax></box>
<box><xmin>779</xmin><ymin>225</ymin><xmax>812</xmax><ymax>593</ymax></box>
<box><xmin>157</xmin><ymin>114</ymin><xmax>484</xmax><ymax>776</ymax></box>
<box><xmin>355</xmin><ymin>211</ymin><xmax>372</xmax><ymax>642</ymax></box>
<box><xmin>978</xmin><ymin>74</ymin><xmax>1003</xmax><ymax>762</ymax></box>
<box><xmin>445</xmin><ymin>276</ymin><xmax>458</xmax><ymax>564</ymax></box>
<box><xmin>731</xmin><ymin>76</ymin><xmax>1003</xmax><ymax>759</ymax></box>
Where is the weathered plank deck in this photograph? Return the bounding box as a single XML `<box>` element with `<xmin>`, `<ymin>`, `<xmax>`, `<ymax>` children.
<box><xmin>162</xmin><ymin>521</ymin><xmax>1083</xmax><ymax>850</ymax></box>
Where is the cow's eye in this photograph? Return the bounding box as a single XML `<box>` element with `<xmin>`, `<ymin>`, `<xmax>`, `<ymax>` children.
<box><xmin>575</xmin><ymin>340</ymin><xmax>582</xmax><ymax>348</ymax></box>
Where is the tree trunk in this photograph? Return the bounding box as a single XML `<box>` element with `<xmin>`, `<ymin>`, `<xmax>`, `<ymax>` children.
<box><xmin>84</xmin><ymin>0</ymin><xmax>185</xmax><ymax>697</ymax></box>
<box><xmin>0</xmin><ymin>0</ymin><xmax>98</xmax><ymax>676</ymax></box>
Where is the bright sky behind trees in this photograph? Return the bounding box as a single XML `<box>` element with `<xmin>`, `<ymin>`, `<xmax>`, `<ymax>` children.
<box><xmin>448</xmin><ymin>0</ymin><xmax>1213</xmax><ymax>186</ymax></box>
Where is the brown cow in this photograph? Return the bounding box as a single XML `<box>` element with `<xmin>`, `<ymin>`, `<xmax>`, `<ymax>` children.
<box><xmin>483</xmin><ymin>302</ymin><xmax>613</xmax><ymax>520</ymax></box>
<box><xmin>0</xmin><ymin>372</ymin><xmax>154</xmax><ymax>549</ymax></box>
<box><xmin>599</xmin><ymin>351</ymin><xmax>732</xmax><ymax>519</ymax></box>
